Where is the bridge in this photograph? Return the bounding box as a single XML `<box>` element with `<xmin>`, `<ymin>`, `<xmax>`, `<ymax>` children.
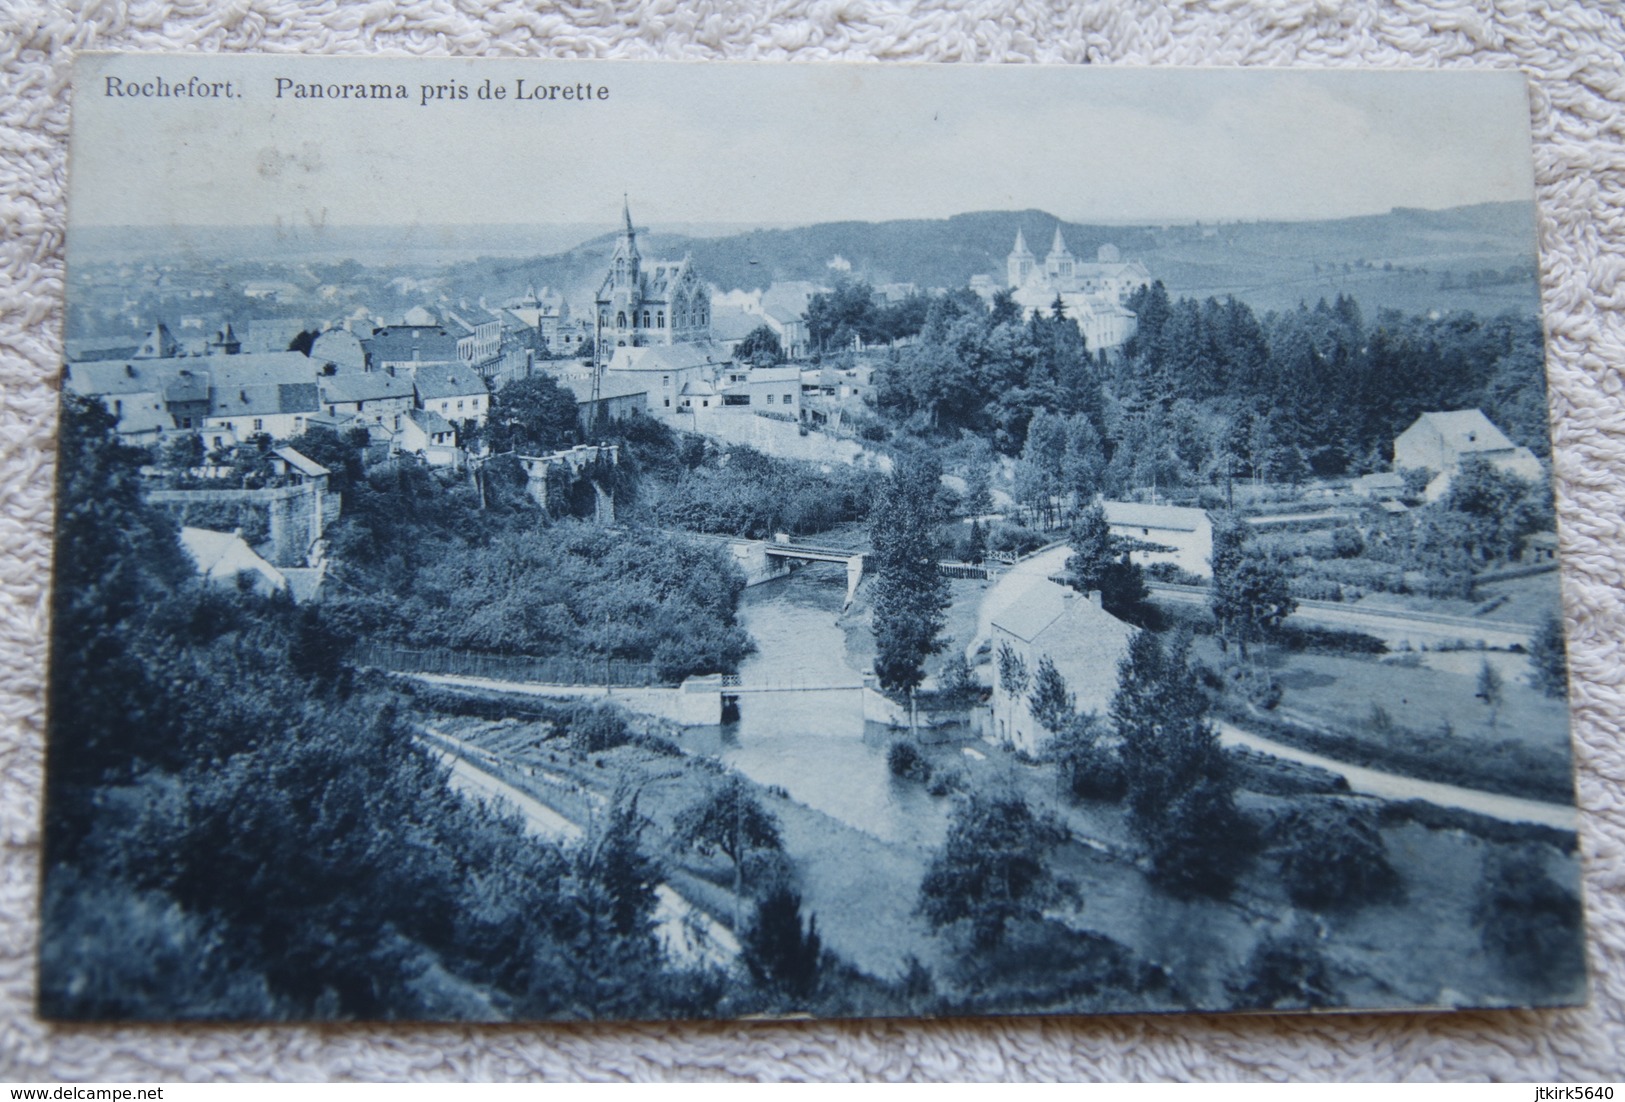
<box><xmin>719</xmin><ymin>535</ymin><xmax>868</xmax><ymax>607</ymax></box>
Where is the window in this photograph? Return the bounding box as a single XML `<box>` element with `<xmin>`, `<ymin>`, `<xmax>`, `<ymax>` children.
<box><xmin>642</xmin><ymin>310</ymin><xmax>651</xmax><ymax>328</ymax></box>
<box><xmin>253</xmin><ymin>418</ymin><xmax>263</xmax><ymax>432</ymax></box>
<box><xmin>657</xmin><ymin>311</ymin><xmax>665</xmax><ymax>328</ymax></box>
<box><xmin>784</xmin><ymin>394</ymin><xmax>793</xmax><ymax>404</ymax></box>
<box><xmin>617</xmin><ymin>311</ymin><xmax>626</xmax><ymax>328</ymax></box>
<box><xmin>457</xmin><ymin>400</ymin><xmax>465</xmax><ymax>411</ymax></box>
<box><xmin>766</xmin><ymin>394</ymin><xmax>775</xmax><ymax>405</ymax></box>
<box><xmin>662</xmin><ymin>374</ymin><xmax>669</xmax><ymax>387</ymax></box>
<box><xmin>664</xmin><ymin>398</ymin><xmax>671</xmax><ymax>408</ymax></box>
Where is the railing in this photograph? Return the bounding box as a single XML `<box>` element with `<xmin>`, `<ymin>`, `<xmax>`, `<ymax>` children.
<box><xmin>354</xmin><ymin>640</ymin><xmax>673</xmax><ymax>687</ymax></box>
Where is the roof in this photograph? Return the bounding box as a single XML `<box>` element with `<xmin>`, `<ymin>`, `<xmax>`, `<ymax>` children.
<box><xmin>554</xmin><ymin>372</ymin><xmax>649</xmax><ymax>404</ymax></box>
<box><xmin>64</xmin><ymin>337</ymin><xmax>141</xmax><ymax>362</ymax></box>
<box><xmin>270</xmin><ymin>446</ymin><xmax>330</xmax><ymax>478</ymax></box>
<box><xmin>116</xmin><ymin>395</ymin><xmax>173</xmax><ymax>436</ymax></box>
<box><xmin>407</xmin><ymin>407</ymin><xmax>456</xmax><ymax>435</ymax></box>
<box><xmin>748</xmin><ymin>366</ymin><xmax>800</xmax><ymax>384</ymax></box>
<box><xmin>1101</xmin><ymin>500</ymin><xmax>1209</xmax><ymax>534</ymax></box>
<box><xmin>209</xmin><ymin>382</ymin><xmax>320</xmax><ymax>418</ymax></box>
<box><xmin>991</xmin><ymin>580</ymin><xmax>1075</xmax><ymax>643</ymax></box>
<box><xmin>365</xmin><ymin>324</ymin><xmax>461</xmax><ymax>366</ymax></box>
<box><xmin>161</xmin><ymin>369</ymin><xmax>210</xmax><ymax>404</ymax></box>
<box><xmin>319</xmin><ymin>372</ymin><xmax>414</xmax><ymax>404</ymax></box>
<box><xmin>606</xmin><ymin>342</ymin><xmax>725</xmax><ymax>374</ymax></box>
<box><xmin>179</xmin><ymin>527</ymin><xmax>286</xmax><ymax>590</ymax></box>
<box><xmin>760</xmin><ymin>281</ymin><xmax>827</xmax><ymax>318</ymax></box>
<box><xmin>709</xmin><ymin>305</ymin><xmax>764</xmax><ymax>342</ymax></box>
<box><xmin>1403</xmin><ymin>410</ymin><xmax>1515</xmax><ymax>455</ymax></box>
<box><xmin>991</xmin><ymin>577</ymin><xmax>1132</xmax><ymax>649</ymax></box>
<box><xmin>412</xmin><ymin>362</ymin><xmax>489</xmax><ymax>401</ymax></box>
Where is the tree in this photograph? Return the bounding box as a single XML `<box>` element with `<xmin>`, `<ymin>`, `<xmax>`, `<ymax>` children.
<box><xmin>1111</xmin><ymin>631</ymin><xmax>1252</xmax><ymax>896</ymax></box>
<box><xmin>1027</xmin><ymin>655</ymin><xmax>1075</xmax><ymax>735</ymax></box>
<box><xmin>1046</xmin><ymin>712</ymin><xmax>1124</xmax><ymax>802</ymax></box>
<box><xmin>486</xmin><ymin>375</ymin><xmax>580</xmax><ymax>454</ymax></box>
<box><xmin>1528</xmin><ymin>612</ymin><xmax>1569</xmax><ymax>698</ymax></box>
<box><xmin>743</xmin><ymin>886</ymin><xmax>822</xmax><ymax>1000</ymax></box>
<box><xmin>734</xmin><ymin>325</ymin><xmax>783</xmax><ymax>366</ymax></box>
<box><xmin>577</xmin><ymin>791</ymin><xmax>663</xmax><ymax>941</ymax></box>
<box><xmin>917</xmin><ymin>793</ymin><xmax>1073</xmax><ymax>950</ymax></box>
<box><xmin>1064</xmin><ymin>504</ymin><xmax>1113</xmax><ymax>596</ymax></box>
<box><xmin>965</xmin><ymin>519</ymin><xmax>987</xmax><ymax>565</ymax></box>
<box><xmin>673</xmin><ymin>776</ymin><xmax>783</xmax><ymax>918</ymax></box>
<box><xmin>1476</xmin><ymin>658</ymin><xmax>1504</xmax><ymax>728</ymax></box>
<box><xmin>1209</xmin><ymin>516</ymin><xmax>1295</xmax><ymax>659</ymax></box>
<box><xmin>870</xmin><ymin>453</ymin><xmax>950</xmax><ymax>706</ymax></box>
<box><xmin>1268</xmin><ymin>803</ymin><xmax>1397</xmax><ymax>911</ymax></box>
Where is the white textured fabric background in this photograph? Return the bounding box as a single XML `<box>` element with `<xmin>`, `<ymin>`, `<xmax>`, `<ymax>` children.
<box><xmin>2</xmin><ymin>0</ymin><xmax>1623</xmax><ymax>1083</ymax></box>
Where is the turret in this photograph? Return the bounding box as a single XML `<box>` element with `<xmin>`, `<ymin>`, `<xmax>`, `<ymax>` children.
<box><xmin>1007</xmin><ymin>228</ymin><xmax>1036</xmax><ymax>288</ymax></box>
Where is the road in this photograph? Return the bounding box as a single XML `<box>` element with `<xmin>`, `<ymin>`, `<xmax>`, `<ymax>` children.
<box><xmin>1215</xmin><ymin>721</ymin><xmax>1577</xmax><ymax>830</ymax></box>
<box><xmin>1147</xmin><ymin>582</ymin><xmax>1536</xmax><ymax>649</ymax></box>
<box><xmin>968</xmin><ymin>542</ymin><xmax>1072</xmax><ymax>661</ymax></box>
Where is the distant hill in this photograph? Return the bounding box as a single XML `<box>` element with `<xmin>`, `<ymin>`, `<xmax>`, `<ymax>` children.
<box><xmin>456</xmin><ymin>201</ymin><xmax>1543</xmax><ymax>319</ymax></box>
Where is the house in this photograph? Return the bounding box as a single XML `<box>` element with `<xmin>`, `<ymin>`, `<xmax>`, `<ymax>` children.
<box><xmin>603</xmin><ymin>341</ymin><xmax>729</xmax><ymax>417</ymax></box>
<box><xmin>1393</xmin><ymin>409</ymin><xmax>1544</xmax><ymax>501</ymax></box>
<box><xmin>319</xmin><ymin>371</ymin><xmax>415</xmax><ymax>426</ymax></box>
<box><xmin>1101</xmin><ymin>500</ymin><xmax>1214</xmax><ymax>580</ymax></box>
<box><xmin>363</xmin><ymin>324</ymin><xmax>462</xmax><ymax>374</ymax></box>
<box><xmin>309</xmin><ymin>327</ymin><xmax>367</xmax><ymax>372</ymax></box>
<box><xmin>202</xmin><ymin>382</ymin><xmax>321</xmax><ymax>446</ymax></box>
<box><xmin>398</xmin><ymin>407</ymin><xmax>461</xmax><ymax>467</ymax></box>
<box><xmin>552</xmin><ymin>371</ymin><xmax>650</xmax><ymax>432</ymax></box>
<box><xmin>64</xmin><ymin>350</ymin><xmax>317</xmax><ymax>442</ymax></box>
<box><xmin>989</xmin><ymin>579</ymin><xmax>1135</xmax><ymax>755</ymax></box>
<box><xmin>178</xmin><ymin>526</ymin><xmax>288</xmax><ymax>597</ymax></box>
<box><xmin>719</xmin><ymin>365</ymin><xmax>802</xmax><ymax>418</ymax></box>
<box><xmin>412</xmin><ymin>362</ymin><xmax>491</xmax><ymax>427</ymax></box>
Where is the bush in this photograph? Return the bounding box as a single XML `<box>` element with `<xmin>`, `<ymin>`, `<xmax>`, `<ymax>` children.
<box><xmin>887</xmin><ymin>740</ymin><xmax>932</xmax><ymax>783</ymax></box>
<box><xmin>1142</xmin><ymin>777</ymin><xmax>1257</xmax><ymax>898</ymax></box>
<box><xmin>986</xmin><ymin>522</ymin><xmax>1049</xmax><ymax>558</ymax></box>
<box><xmin>566</xmin><ymin>703</ymin><xmax>632</xmax><ymax>754</ymax></box>
<box><xmin>926</xmin><ymin>766</ymin><xmax>965</xmax><ymax>798</ymax></box>
<box><xmin>1268</xmin><ymin>801</ymin><xmax>1399</xmax><ymax>911</ymax></box>
<box><xmin>1330</xmin><ymin>526</ymin><xmax>1365</xmax><ymax>558</ymax></box>
<box><xmin>1229</xmin><ymin>925</ymin><xmax>1340</xmax><ymax>1011</ymax></box>
<box><xmin>1476</xmin><ymin>844</ymin><xmax>1587</xmax><ymax>987</ymax></box>
<box><xmin>742</xmin><ymin>886</ymin><xmax>822</xmax><ymax>1001</ymax></box>
<box><xmin>1144</xmin><ymin>562</ymin><xmax>1205</xmax><ymax>587</ymax></box>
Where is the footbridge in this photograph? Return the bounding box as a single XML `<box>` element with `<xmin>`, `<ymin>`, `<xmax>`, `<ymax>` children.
<box><xmin>721</xmin><ymin>534</ymin><xmax>868</xmax><ymax>607</ymax></box>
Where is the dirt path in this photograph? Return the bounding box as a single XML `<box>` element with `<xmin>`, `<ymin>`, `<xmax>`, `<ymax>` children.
<box><xmin>1214</xmin><ymin>721</ymin><xmax>1578</xmax><ymax>830</ymax></box>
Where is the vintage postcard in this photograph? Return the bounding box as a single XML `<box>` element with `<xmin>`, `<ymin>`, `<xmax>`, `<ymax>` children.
<box><xmin>42</xmin><ymin>55</ymin><xmax>1586</xmax><ymax>1021</ymax></box>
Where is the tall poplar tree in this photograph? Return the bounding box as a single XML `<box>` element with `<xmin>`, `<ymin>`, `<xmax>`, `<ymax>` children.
<box><xmin>870</xmin><ymin>453</ymin><xmax>950</xmax><ymax>707</ymax></box>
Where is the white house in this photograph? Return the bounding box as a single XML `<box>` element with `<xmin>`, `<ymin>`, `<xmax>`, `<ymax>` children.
<box><xmin>1101</xmin><ymin>500</ymin><xmax>1214</xmax><ymax>580</ymax></box>
<box><xmin>1393</xmin><ymin>409</ymin><xmax>1544</xmax><ymax>501</ymax></box>
<box><xmin>178</xmin><ymin>526</ymin><xmax>288</xmax><ymax>597</ymax></box>
<box><xmin>989</xmin><ymin>579</ymin><xmax>1135</xmax><ymax>755</ymax></box>
<box><xmin>412</xmin><ymin>362</ymin><xmax>491</xmax><ymax>428</ymax></box>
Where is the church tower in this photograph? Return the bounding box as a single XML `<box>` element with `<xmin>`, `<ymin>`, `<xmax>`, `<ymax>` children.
<box><xmin>1045</xmin><ymin>224</ymin><xmax>1075</xmax><ymax>285</ymax></box>
<box><xmin>600</xmin><ymin>195</ymin><xmax>646</xmax><ymax>347</ymax></box>
<box><xmin>1007</xmin><ymin>228</ymin><xmax>1036</xmax><ymax>289</ymax></box>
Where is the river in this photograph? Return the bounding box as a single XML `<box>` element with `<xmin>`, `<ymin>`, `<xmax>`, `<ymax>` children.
<box><xmin>684</xmin><ymin>565</ymin><xmax>951</xmax><ymax>852</ymax></box>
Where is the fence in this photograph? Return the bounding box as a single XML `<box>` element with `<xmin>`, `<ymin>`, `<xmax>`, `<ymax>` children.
<box><xmin>354</xmin><ymin>641</ymin><xmax>673</xmax><ymax>688</ymax></box>
<box><xmin>938</xmin><ymin>561</ymin><xmax>1000</xmax><ymax>580</ymax></box>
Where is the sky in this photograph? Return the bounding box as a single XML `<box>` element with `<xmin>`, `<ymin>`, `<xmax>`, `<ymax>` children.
<box><xmin>70</xmin><ymin>56</ymin><xmax>1538</xmax><ymax>230</ymax></box>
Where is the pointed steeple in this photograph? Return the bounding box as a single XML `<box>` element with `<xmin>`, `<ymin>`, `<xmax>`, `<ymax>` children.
<box><xmin>1047</xmin><ymin>224</ymin><xmax>1072</xmax><ymax>260</ymax></box>
<box><xmin>621</xmin><ymin>192</ymin><xmax>635</xmax><ymax>237</ymax></box>
<box><xmin>1011</xmin><ymin>227</ymin><xmax>1033</xmax><ymax>258</ymax></box>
